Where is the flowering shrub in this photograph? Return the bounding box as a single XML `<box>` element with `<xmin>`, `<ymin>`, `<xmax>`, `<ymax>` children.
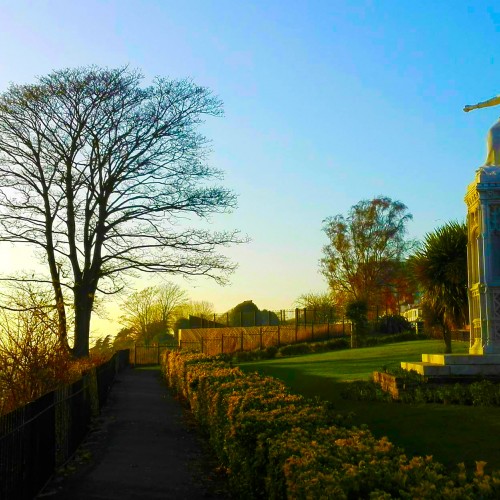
<box><xmin>346</xmin><ymin>373</ymin><xmax>500</xmax><ymax>407</ymax></box>
<box><xmin>162</xmin><ymin>350</ymin><xmax>500</xmax><ymax>499</ymax></box>
<box><xmin>360</xmin><ymin>332</ymin><xmax>429</xmax><ymax>347</ymax></box>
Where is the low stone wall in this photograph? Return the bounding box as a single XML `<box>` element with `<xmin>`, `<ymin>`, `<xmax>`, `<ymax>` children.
<box><xmin>372</xmin><ymin>372</ymin><xmax>403</xmax><ymax>399</ymax></box>
<box><xmin>373</xmin><ymin>371</ymin><xmax>424</xmax><ymax>399</ymax></box>
<box><xmin>373</xmin><ymin>370</ymin><xmax>500</xmax><ymax>400</ymax></box>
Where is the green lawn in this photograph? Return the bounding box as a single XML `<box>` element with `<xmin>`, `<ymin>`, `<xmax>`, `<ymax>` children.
<box><xmin>239</xmin><ymin>340</ymin><xmax>500</xmax><ymax>472</ymax></box>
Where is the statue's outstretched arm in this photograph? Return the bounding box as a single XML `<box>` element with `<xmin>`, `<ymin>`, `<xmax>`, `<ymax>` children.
<box><xmin>464</xmin><ymin>96</ymin><xmax>500</xmax><ymax>112</ymax></box>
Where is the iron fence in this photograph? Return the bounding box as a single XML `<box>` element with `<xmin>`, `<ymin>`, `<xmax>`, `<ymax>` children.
<box><xmin>179</xmin><ymin>322</ymin><xmax>350</xmax><ymax>356</ymax></box>
<box><xmin>130</xmin><ymin>342</ymin><xmax>179</xmax><ymax>365</ymax></box>
<box><xmin>187</xmin><ymin>308</ymin><xmax>339</xmax><ymax>329</ymax></box>
<box><xmin>0</xmin><ymin>349</ymin><xmax>129</xmax><ymax>500</ymax></box>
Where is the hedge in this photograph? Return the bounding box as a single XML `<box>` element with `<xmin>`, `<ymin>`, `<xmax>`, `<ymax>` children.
<box><xmin>161</xmin><ymin>350</ymin><xmax>500</xmax><ymax>499</ymax></box>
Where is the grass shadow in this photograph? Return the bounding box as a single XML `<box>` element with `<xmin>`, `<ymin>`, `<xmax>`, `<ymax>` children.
<box><xmin>239</xmin><ymin>340</ymin><xmax>500</xmax><ymax>472</ymax></box>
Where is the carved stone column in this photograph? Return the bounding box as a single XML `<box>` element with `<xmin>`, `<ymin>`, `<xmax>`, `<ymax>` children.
<box><xmin>465</xmin><ymin>166</ymin><xmax>500</xmax><ymax>354</ymax></box>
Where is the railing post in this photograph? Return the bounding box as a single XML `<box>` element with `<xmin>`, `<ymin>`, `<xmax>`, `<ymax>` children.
<box><xmin>277</xmin><ymin>324</ymin><xmax>281</xmax><ymax>347</ymax></box>
<box><xmin>240</xmin><ymin>330</ymin><xmax>244</xmax><ymax>351</ymax></box>
<box><xmin>201</xmin><ymin>336</ymin><xmax>204</xmax><ymax>354</ymax></box>
<box><xmin>260</xmin><ymin>327</ymin><xmax>263</xmax><ymax>350</ymax></box>
<box><xmin>221</xmin><ymin>333</ymin><xmax>224</xmax><ymax>354</ymax></box>
<box><xmin>134</xmin><ymin>344</ymin><xmax>137</xmax><ymax>366</ymax></box>
<box><xmin>157</xmin><ymin>344</ymin><xmax>160</xmax><ymax>365</ymax></box>
<box><xmin>312</xmin><ymin>310</ymin><xmax>315</xmax><ymax>341</ymax></box>
<box><xmin>294</xmin><ymin>308</ymin><xmax>298</xmax><ymax>343</ymax></box>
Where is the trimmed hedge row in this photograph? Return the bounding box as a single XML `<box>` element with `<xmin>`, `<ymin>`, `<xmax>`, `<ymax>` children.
<box><xmin>162</xmin><ymin>350</ymin><xmax>500</xmax><ymax>499</ymax></box>
<box><xmin>229</xmin><ymin>333</ymin><xmax>426</xmax><ymax>364</ymax></box>
<box><xmin>231</xmin><ymin>337</ymin><xmax>351</xmax><ymax>362</ymax></box>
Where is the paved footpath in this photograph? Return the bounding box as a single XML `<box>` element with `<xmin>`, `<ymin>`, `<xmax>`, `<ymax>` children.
<box><xmin>40</xmin><ymin>367</ymin><xmax>229</xmax><ymax>500</ymax></box>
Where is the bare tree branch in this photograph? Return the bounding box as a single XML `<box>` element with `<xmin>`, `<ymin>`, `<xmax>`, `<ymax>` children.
<box><xmin>0</xmin><ymin>66</ymin><xmax>245</xmax><ymax>357</ymax></box>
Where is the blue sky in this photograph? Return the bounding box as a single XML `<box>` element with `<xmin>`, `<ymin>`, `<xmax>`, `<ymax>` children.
<box><xmin>0</xmin><ymin>1</ymin><xmax>499</xmax><ymax>334</ymax></box>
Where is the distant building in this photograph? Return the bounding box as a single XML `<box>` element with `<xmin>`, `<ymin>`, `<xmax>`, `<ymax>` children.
<box><xmin>402</xmin><ymin>306</ymin><xmax>423</xmax><ymax>333</ymax></box>
<box><xmin>402</xmin><ymin>307</ymin><xmax>422</xmax><ymax>323</ymax></box>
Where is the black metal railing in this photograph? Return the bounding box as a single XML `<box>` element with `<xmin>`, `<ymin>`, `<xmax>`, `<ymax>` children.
<box><xmin>187</xmin><ymin>308</ymin><xmax>339</xmax><ymax>328</ymax></box>
<box><xmin>131</xmin><ymin>343</ymin><xmax>178</xmax><ymax>365</ymax></box>
<box><xmin>179</xmin><ymin>323</ymin><xmax>350</xmax><ymax>356</ymax></box>
<box><xmin>0</xmin><ymin>349</ymin><xmax>129</xmax><ymax>500</ymax></box>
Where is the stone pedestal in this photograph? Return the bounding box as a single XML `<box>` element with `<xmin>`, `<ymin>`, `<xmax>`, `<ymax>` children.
<box><xmin>401</xmin><ymin>166</ymin><xmax>500</xmax><ymax>376</ymax></box>
<box><xmin>465</xmin><ymin>166</ymin><xmax>500</xmax><ymax>354</ymax></box>
<box><xmin>401</xmin><ymin>354</ymin><xmax>500</xmax><ymax>376</ymax></box>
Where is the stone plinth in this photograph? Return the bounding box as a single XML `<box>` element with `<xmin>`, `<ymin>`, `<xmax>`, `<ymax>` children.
<box><xmin>401</xmin><ymin>165</ymin><xmax>500</xmax><ymax>377</ymax></box>
<box><xmin>401</xmin><ymin>354</ymin><xmax>500</xmax><ymax>376</ymax></box>
<box><xmin>465</xmin><ymin>166</ymin><xmax>500</xmax><ymax>354</ymax></box>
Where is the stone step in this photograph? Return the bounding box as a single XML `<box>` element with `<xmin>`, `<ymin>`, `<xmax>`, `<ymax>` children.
<box><xmin>401</xmin><ymin>360</ymin><xmax>500</xmax><ymax>376</ymax></box>
<box><xmin>422</xmin><ymin>354</ymin><xmax>500</xmax><ymax>365</ymax></box>
<box><xmin>401</xmin><ymin>361</ymin><xmax>451</xmax><ymax>376</ymax></box>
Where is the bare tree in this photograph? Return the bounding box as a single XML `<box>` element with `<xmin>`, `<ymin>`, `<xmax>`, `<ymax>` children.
<box><xmin>180</xmin><ymin>300</ymin><xmax>215</xmax><ymax>319</ymax></box>
<box><xmin>119</xmin><ymin>286</ymin><xmax>159</xmax><ymax>344</ymax></box>
<box><xmin>0</xmin><ymin>66</ymin><xmax>242</xmax><ymax>357</ymax></box>
<box><xmin>155</xmin><ymin>281</ymin><xmax>188</xmax><ymax>332</ymax></box>
<box><xmin>119</xmin><ymin>282</ymin><xmax>187</xmax><ymax>343</ymax></box>
<box><xmin>295</xmin><ymin>291</ymin><xmax>337</xmax><ymax>323</ymax></box>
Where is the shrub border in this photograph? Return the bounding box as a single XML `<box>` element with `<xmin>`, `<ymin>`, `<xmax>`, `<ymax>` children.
<box><xmin>162</xmin><ymin>350</ymin><xmax>500</xmax><ymax>499</ymax></box>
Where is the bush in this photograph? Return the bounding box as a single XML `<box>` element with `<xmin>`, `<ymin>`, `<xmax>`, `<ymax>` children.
<box><xmin>344</xmin><ymin>369</ymin><xmax>500</xmax><ymax>408</ymax></box>
<box><xmin>375</xmin><ymin>314</ymin><xmax>412</xmax><ymax>334</ymax></box>
<box><xmin>340</xmin><ymin>380</ymin><xmax>393</xmax><ymax>402</ymax></box>
<box><xmin>0</xmin><ymin>295</ymin><xmax>106</xmax><ymax>415</ymax></box>
<box><xmin>229</xmin><ymin>337</ymin><xmax>350</xmax><ymax>363</ymax></box>
<box><xmin>360</xmin><ymin>332</ymin><xmax>429</xmax><ymax>347</ymax></box>
<box><xmin>263</xmin><ymin>345</ymin><xmax>278</xmax><ymax>359</ymax></box>
<box><xmin>162</xmin><ymin>350</ymin><xmax>500</xmax><ymax>499</ymax></box>
<box><xmin>228</xmin><ymin>330</ymin><xmax>426</xmax><ymax>364</ymax></box>
<box><xmin>470</xmin><ymin>380</ymin><xmax>500</xmax><ymax>406</ymax></box>
<box><xmin>278</xmin><ymin>342</ymin><xmax>312</xmax><ymax>356</ymax></box>
<box><xmin>318</xmin><ymin>338</ymin><xmax>350</xmax><ymax>352</ymax></box>
<box><xmin>232</xmin><ymin>350</ymin><xmax>254</xmax><ymax>363</ymax></box>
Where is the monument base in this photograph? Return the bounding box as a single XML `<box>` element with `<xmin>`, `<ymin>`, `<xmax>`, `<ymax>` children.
<box><xmin>401</xmin><ymin>354</ymin><xmax>500</xmax><ymax>376</ymax></box>
<box><xmin>469</xmin><ymin>338</ymin><xmax>500</xmax><ymax>355</ymax></box>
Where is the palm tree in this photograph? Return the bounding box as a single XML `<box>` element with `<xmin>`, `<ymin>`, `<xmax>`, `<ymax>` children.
<box><xmin>409</xmin><ymin>221</ymin><xmax>468</xmax><ymax>353</ymax></box>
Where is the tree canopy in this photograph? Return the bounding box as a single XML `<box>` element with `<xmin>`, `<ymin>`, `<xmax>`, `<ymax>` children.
<box><xmin>320</xmin><ymin>196</ymin><xmax>414</xmax><ymax>315</ymax></box>
<box><xmin>119</xmin><ymin>282</ymin><xmax>187</xmax><ymax>345</ymax></box>
<box><xmin>295</xmin><ymin>291</ymin><xmax>337</xmax><ymax>323</ymax></box>
<box><xmin>228</xmin><ymin>300</ymin><xmax>279</xmax><ymax>326</ymax></box>
<box><xmin>0</xmin><ymin>66</ymin><xmax>242</xmax><ymax>357</ymax></box>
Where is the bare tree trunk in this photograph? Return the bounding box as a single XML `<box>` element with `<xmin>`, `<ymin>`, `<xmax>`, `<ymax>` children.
<box><xmin>72</xmin><ymin>284</ymin><xmax>95</xmax><ymax>358</ymax></box>
<box><xmin>54</xmin><ymin>284</ymin><xmax>70</xmax><ymax>352</ymax></box>
<box><xmin>0</xmin><ymin>67</ymin><xmax>240</xmax><ymax>360</ymax></box>
<box><xmin>73</xmin><ymin>307</ymin><xmax>91</xmax><ymax>358</ymax></box>
<box><xmin>47</xmin><ymin>249</ymin><xmax>69</xmax><ymax>352</ymax></box>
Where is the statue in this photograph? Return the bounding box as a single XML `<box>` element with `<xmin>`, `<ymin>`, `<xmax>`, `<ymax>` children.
<box><xmin>464</xmin><ymin>96</ymin><xmax>500</xmax><ymax>166</ymax></box>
